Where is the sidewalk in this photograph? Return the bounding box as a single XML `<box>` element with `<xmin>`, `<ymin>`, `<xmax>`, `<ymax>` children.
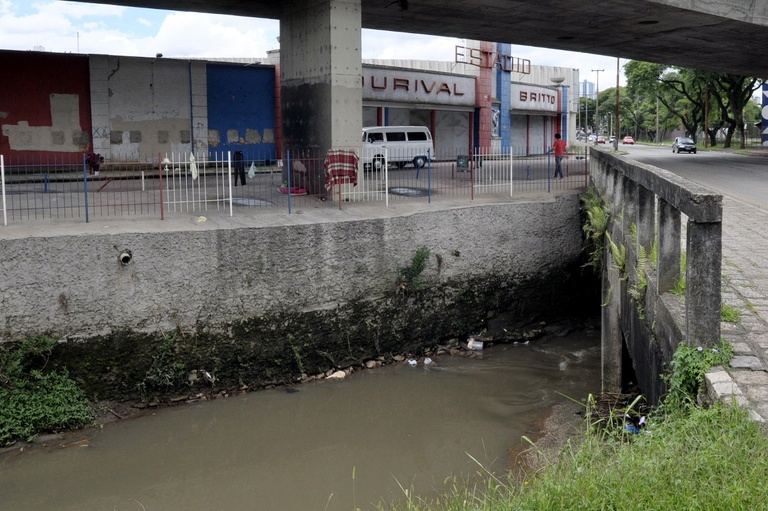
<box><xmin>706</xmin><ymin>196</ymin><xmax>768</xmax><ymax>422</ymax></box>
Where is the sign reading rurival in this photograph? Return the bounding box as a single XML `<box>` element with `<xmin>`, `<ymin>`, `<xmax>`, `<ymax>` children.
<box><xmin>362</xmin><ymin>68</ymin><xmax>476</xmax><ymax>107</ymax></box>
<box><xmin>512</xmin><ymin>84</ymin><xmax>560</xmax><ymax>113</ymax></box>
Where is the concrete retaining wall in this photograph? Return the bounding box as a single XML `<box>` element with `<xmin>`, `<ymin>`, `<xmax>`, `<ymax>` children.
<box><xmin>0</xmin><ymin>195</ymin><xmax>594</xmax><ymax>400</ymax></box>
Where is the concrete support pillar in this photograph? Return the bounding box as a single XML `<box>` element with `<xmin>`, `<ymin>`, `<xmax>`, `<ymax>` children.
<box><xmin>280</xmin><ymin>0</ymin><xmax>362</xmax><ymax>192</ymax></box>
<box><xmin>657</xmin><ymin>198</ymin><xmax>681</xmax><ymax>294</ymax></box>
<box><xmin>602</xmin><ymin>238</ymin><xmax>623</xmax><ymax>393</ymax></box>
<box><xmin>686</xmin><ymin>220</ymin><xmax>722</xmax><ymax>347</ymax></box>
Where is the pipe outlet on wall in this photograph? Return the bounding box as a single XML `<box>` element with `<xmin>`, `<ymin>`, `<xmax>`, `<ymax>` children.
<box><xmin>119</xmin><ymin>249</ymin><xmax>133</xmax><ymax>265</ymax></box>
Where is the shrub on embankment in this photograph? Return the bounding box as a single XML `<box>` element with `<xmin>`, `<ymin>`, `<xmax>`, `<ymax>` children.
<box><xmin>0</xmin><ymin>337</ymin><xmax>94</xmax><ymax>446</ymax></box>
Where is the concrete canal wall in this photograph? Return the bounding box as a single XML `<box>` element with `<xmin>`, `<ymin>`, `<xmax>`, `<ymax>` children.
<box><xmin>0</xmin><ymin>194</ymin><xmax>596</xmax><ymax>400</ymax></box>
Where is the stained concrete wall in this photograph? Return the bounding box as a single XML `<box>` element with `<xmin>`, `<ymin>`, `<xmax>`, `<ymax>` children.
<box><xmin>90</xmin><ymin>56</ymin><xmax>194</xmax><ymax>160</ymax></box>
<box><xmin>0</xmin><ymin>196</ymin><xmax>583</xmax><ymax>344</ymax></box>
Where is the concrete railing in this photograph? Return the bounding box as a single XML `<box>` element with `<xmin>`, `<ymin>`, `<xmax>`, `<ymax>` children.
<box><xmin>590</xmin><ymin>148</ymin><xmax>722</xmax><ymax>402</ymax></box>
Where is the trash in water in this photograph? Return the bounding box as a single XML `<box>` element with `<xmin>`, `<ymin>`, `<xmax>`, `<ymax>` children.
<box><xmin>423</xmin><ymin>357</ymin><xmax>433</xmax><ymax>365</ymax></box>
<box><xmin>461</xmin><ymin>336</ymin><xmax>483</xmax><ymax>351</ymax></box>
<box><xmin>407</xmin><ymin>359</ymin><xmax>418</xmax><ymax>366</ymax></box>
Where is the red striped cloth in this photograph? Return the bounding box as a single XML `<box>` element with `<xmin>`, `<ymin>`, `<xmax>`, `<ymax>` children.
<box><xmin>324</xmin><ymin>149</ymin><xmax>358</xmax><ymax>190</ymax></box>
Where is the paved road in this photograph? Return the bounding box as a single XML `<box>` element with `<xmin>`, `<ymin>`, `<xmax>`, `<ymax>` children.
<box><xmin>620</xmin><ymin>142</ymin><xmax>768</xmax><ymax>209</ymax></box>
<box><xmin>621</xmin><ymin>143</ymin><xmax>768</xmax><ymax>422</ymax></box>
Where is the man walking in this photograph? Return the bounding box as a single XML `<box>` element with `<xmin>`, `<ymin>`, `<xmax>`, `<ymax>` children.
<box><xmin>552</xmin><ymin>133</ymin><xmax>567</xmax><ymax>179</ymax></box>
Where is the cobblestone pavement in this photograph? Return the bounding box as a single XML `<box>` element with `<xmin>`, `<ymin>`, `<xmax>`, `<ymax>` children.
<box><xmin>706</xmin><ymin>197</ymin><xmax>768</xmax><ymax>422</ymax></box>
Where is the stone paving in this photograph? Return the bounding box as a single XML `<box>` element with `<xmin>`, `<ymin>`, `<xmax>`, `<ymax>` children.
<box><xmin>705</xmin><ymin>196</ymin><xmax>768</xmax><ymax>422</ymax></box>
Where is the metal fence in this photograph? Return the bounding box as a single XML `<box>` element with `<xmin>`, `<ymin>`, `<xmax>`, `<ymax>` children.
<box><xmin>1</xmin><ymin>146</ymin><xmax>589</xmax><ymax>226</ymax></box>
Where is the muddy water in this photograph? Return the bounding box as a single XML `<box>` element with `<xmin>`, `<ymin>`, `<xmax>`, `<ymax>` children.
<box><xmin>0</xmin><ymin>331</ymin><xmax>601</xmax><ymax>511</ymax></box>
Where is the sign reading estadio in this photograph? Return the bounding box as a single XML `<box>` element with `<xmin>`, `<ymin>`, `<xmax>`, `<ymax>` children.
<box><xmin>511</xmin><ymin>84</ymin><xmax>559</xmax><ymax>113</ymax></box>
<box><xmin>362</xmin><ymin>68</ymin><xmax>476</xmax><ymax>107</ymax></box>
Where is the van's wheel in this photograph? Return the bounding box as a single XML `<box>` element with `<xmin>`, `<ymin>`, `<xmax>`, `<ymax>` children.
<box><xmin>372</xmin><ymin>155</ymin><xmax>385</xmax><ymax>171</ymax></box>
<box><xmin>413</xmin><ymin>156</ymin><xmax>427</xmax><ymax>169</ymax></box>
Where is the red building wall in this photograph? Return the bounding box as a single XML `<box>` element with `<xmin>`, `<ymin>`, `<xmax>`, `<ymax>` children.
<box><xmin>0</xmin><ymin>50</ymin><xmax>92</xmax><ymax>159</ymax></box>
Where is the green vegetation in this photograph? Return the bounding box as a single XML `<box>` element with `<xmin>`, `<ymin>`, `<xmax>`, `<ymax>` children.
<box><xmin>605</xmin><ymin>232</ymin><xmax>627</xmax><ymax>275</ymax></box>
<box><xmin>664</xmin><ymin>339</ymin><xmax>733</xmax><ymax>408</ymax></box>
<box><xmin>671</xmin><ymin>251</ymin><xmax>687</xmax><ymax>296</ymax></box>
<box><xmin>0</xmin><ymin>337</ymin><xmax>94</xmax><ymax>446</ymax></box>
<box><xmin>580</xmin><ymin>186</ymin><xmax>609</xmax><ymax>272</ymax></box>
<box><xmin>137</xmin><ymin>334</ymin><xmax>188</xmax><ymax>398</ymax></box>
<box><xmin>721</xmin><ymin>303</ymin><xmax>742</xmax><ymax>323</ymax></box>
<box><xmin>381</xmin><ymin>338</ymin><xmax>760</xmax><ymax>511</ymax></box>
<box><xmin>629</xmin><ymin>245</ymin><xmax>649</xmax><ymax>319</ymax></box>
<box><xmin>397</xmin><ymin>246</ymin><xmax>431</xmax><ymax>294</ymax></box>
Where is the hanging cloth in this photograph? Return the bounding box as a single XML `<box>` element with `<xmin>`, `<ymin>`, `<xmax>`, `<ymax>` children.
<box><xmin>189</xmin><ymin>154</ymin><xmax>198</xmax><ymax>180</ymax></box>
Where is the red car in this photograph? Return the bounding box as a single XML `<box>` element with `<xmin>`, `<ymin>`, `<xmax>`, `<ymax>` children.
<box><xmin>597</xmin><ymin>136</ymin><xmax>606</xmax><ymax>144</ymax></box>
<box><xmin>623</xmin><ymin>136</ymin><xmax>635</xmax><ymax>144</ymax></box>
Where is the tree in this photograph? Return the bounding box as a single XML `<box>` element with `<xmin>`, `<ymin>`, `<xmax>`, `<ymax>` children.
<box><xmin>625</xmin><ymin>60</ymin><xmax>762</xmax><ymax>148</ymax></box>
<box><xmin>709</xmin><ymin>74</ymin><xmax>761</xmax><ymax>149</ymax></box>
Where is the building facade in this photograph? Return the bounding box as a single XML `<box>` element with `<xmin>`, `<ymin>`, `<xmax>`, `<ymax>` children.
<box><xmin>0</xmin><ymin>46</ymin><xmax>578</xmax><ymax>163</ymax></box>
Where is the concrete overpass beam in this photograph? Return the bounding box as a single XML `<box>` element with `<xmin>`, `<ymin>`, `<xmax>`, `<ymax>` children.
<box><xmin>280</xmin><ymin>0</ymin><xmax>362</xmax><ymax>191</ymax></box>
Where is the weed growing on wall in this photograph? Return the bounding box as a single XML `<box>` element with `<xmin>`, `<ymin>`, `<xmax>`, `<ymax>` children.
<box><xmin>580</xmin><ymin>186</ymin><xmax>609</xmax><ymax>272</ymax></box>
<box><xmin>663</xmin><ymin>339</ymin><xmax>733</xmax><ymax>409</ymax></box>
<box><xmin>0</xmin><ymin>337</ymin><xmax>94</xmax><ymax>446</ymax></box>
<box><xmin>605</xmin><ymin>232</ymin><xmax>627</xmax><ymax>276</ymax></box>
<box><xmin>671</xmin><ymin>251</ymin><xmax>687</xmax><ymax>296</ymax></box>
<box><xmin>397</xmin><ymin>246</ymin><xmax>431</xmax><ymax>295</ymax></box>
<box><xmin>137</xmin><ymin>334</ymin><xmax>188</xmax><ymax>398</ymax></box>
<box><xmin>629</xmin><ymin>245</ymin><xmax>649</xmax><ymax>319</ymax></box>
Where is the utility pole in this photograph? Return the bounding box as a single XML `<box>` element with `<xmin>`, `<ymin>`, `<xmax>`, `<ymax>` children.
<box><xmin>592</xmin><ymin>69</ymin><xmax>604</xmax><ymax>137</ymax></box>
<box><xmin>614</xmin><ymin>58</ymin><xmax>620</xmax><ymax>150</ymax></box>
<box><xmin>584</xmin><ymin>80</ymin><xmax>589</xmax><ymax>138</ymax></box>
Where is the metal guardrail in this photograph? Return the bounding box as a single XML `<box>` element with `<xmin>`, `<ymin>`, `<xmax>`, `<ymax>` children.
<box><xmin>1</xmin><ymin>146</ymin><xmax>590</xmax><ymax>225</ymax></box>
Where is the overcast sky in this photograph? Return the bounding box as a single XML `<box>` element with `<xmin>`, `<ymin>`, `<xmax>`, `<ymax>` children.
<box><xmin>0</xmin><ymin>0</ymin><xmax>625</xmax><ymax>90</ymax></box>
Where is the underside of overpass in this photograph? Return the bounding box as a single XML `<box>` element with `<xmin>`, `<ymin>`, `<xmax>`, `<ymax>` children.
<box><xmin>70</xmin><ymin>0</ymin><xmax>768</xmax><ymax>78</ymax></box>
<box><xmin>62</xmin><ymin>0</ymin><xmax>768</xmax><ymax>183</ymax></box>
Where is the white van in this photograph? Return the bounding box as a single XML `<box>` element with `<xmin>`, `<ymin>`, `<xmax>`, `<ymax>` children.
<box><xmin>361</xmin><ymin>126</ymin><xmax>434</xmax><ymax>171</ymax></box>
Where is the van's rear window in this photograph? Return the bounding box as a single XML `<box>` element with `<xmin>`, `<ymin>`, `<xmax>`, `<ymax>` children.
<box><xmin>386</xmin><ymin>132</ymin><xmax>406</xmax><ymax>142</ymax></box>
<box><xmin>407</xmin><ymin>132</ymin><xmax>428</xmax><ymax>141</ymax></box>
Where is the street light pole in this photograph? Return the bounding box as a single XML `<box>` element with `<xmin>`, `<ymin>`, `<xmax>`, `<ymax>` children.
<box><xmin>592</xmin><ymin>69</ymin><xmax>604</xmax><ymax>137</ymax></box>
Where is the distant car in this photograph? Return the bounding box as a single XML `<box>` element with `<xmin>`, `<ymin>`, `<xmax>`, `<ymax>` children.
<box><xmin>588</xmin><ymin>134</ymin><xmax>597</xmax><ymax>142</ymax></box>
<box><xmin>609</xmin><ymin>136</ymin><xmax>616</xmax><ymax>145</ymax></box>
<box><xmin>597</xmin><ymin>136</ymin><xmax>606</xmax><ymax>144</ymax></box>
<box><xmin>622</xmin><ymin>136</ymin><xmax>635</xmax><ymax>144</ymax></box>
<box><xmin>672</xmin><ymin>136</ymin><xmax>697</xmax><ymax>154</ymax></box>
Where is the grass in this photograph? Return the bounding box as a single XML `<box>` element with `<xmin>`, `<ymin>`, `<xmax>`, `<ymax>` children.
<box><xmin>379</xmin><ymin>338</ymin><xmax>768</xmax><ymax>511</ymax></box>
<box><xmin>380</xmin><ymin>399</ymin><xmax>768</xmax><ymax>511</ymax></box>
<box><xmin>379</xmin><ymin>402</ymin><xmax>768</xmax><ymax>511</ymax></box>
<box><xmin>721</xmin><ymin>303</ymin><xmax>742</xmax><ymax>323</ymax></box>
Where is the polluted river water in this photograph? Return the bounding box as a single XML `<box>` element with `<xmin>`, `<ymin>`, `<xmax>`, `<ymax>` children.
<box><xmin>0</xmin><ymin>329</ymin><xmax>601</xmax><ymax>511</ymax></box>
